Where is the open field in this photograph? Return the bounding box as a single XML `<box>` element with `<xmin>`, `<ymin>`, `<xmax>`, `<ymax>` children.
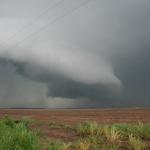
<box><xmin>0</xmin><ymin>108</ymin><xmax>150</xmax><ymax>150</ymax></box>
<box><xmin>0</xmin><ymin>108</ymin><xmax>150</xmax><ymax>124</ymax></box>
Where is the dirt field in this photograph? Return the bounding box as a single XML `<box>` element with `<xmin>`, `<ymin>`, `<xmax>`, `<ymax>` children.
<box><xmin>0</xmin><ymin>108</ymin><xmax>150</xmax><ymax>124</ymax></box>
<box><xmin>0</xmin><ymin>108</ymin><xmax>150</xmax><ymax>146</ymax></box>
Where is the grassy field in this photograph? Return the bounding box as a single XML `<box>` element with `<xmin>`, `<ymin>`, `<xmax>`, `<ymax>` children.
<box><xmin>0</xmin><ymin>116</ymin><xmax>150</xmax><ymax>150</ymax></box>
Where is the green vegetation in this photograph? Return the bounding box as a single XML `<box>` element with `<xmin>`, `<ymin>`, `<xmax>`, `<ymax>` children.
<box><xmin>75</xmin><ymin>122</ymin><xmax>99</xmax><ymax>135</ymax></box>
<box><xmin>113</xmin><ymin>123</ymin><xmax>150</xmax><ymax>139</ymax></box>
<box><xmin>0</xmin><ymin>116</ymin><xmax>150</xmax><ymax>150</ymax></box>
<box><xmin>47</xmin><ymin>122</ymin><xmax>150</xmax><ymax>150</ymax></box>
<box><xmin>0</xmin><ymin>116</ymin><xmax>40</xmax><ymax>150</ymax></box>
<box><xmin>47</xmin><ymin>140</ymin><xmax>67</xmax><ymax>150</ymax></box>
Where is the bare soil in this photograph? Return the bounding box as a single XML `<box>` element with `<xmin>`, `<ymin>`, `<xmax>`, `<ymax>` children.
<box><xmin>0</xmin><ymin>108</ymin><xmax>150</xmax><ymax>124</ymax></box>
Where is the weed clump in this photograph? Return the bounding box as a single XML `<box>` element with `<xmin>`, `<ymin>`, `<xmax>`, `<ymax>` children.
<box><xmin>0</xmin><ymin>116</ymin><xmax>149</xmax><ymax>150</ymax></box>
<box><xmin>75</xmin><ymin>122</ymin><xmax>99</xmax><ymax>136</ymax></box>
<box><xmin>128</xmin><ymin>134</ymin><xmax>146</xmax><ymax>150</ymax></box>
<box><xmin>0</xmin><ymin>116</ymin><xmax>40</xmax><ymax>150</ymax></box>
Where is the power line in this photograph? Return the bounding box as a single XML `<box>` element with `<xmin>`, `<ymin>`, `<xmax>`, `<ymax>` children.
<box><xmin>0</xmin><ymin>0</ymin><xmax>65</xmax><ymax>47</ymax></box>
<box><xmin>7</xmin><ymin>0</ymin><xmax>92</xmax><ymax>50</ymax></box>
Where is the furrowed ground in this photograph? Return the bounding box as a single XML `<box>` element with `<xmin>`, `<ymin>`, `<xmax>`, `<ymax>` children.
<box><xmin>0</xmin><ymin>108</ymin><xmax>150</xmax><ymax>150</ymax></box>
<box><xmin>0</xmin><ymin>108</ymin><xmax>150</xmax><ymax>124</ymax></box>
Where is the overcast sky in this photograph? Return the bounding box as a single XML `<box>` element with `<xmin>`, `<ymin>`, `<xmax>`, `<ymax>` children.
<box><xmin>0</xmin><ymin>0</ymin><xmax>150</xmax><ymax>108</ymax></box>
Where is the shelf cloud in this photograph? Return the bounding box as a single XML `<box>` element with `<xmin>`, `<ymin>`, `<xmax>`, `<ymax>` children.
<box><xmin>0</xmin><ymin>0</ymin><xmax>150</xmax><ymax>108</ymax></box>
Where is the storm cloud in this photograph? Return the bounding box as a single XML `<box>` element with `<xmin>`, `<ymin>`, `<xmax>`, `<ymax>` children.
<box><xmin>0</xmin><ymin>0</ymin><xmax>150</xmax><ymax>108</ymax></box>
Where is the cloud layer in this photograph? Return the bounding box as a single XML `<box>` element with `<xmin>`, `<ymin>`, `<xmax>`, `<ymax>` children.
<box><xmin>0</xmin><ymin>0</ymin><xmax>150</xmax><ymax>108</ymax></box>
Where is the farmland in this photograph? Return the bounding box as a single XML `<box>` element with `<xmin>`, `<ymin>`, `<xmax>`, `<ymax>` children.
<box><xmin>0</xmin><ymin>108</ymin><xmax>150</xmax><ymax>124</ymax></box>
<box><xmin>0</xmin><ymin>108</ymin><xmax>150</xmax><ymax>150</ymax></box>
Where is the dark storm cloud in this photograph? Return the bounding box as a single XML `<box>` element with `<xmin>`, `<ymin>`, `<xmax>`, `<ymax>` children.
<box><xmin>114</xmin><ymin>48</ymin><xmax>150</xmax><ymax>106</ymax></box>
<box><xmin>0</xmin><ymin>59</ymin><xmax>48</xmax><ymax>108</ymax></box>
<box><xmin>0</xmin><ymin>58</ymin><xmax>121</xmax><ymax>108</ymax></box>
<box><xmin>0</xmin><ymin>0</ymin><xmax>150</xmax><ymax>108</ymax></box>
<box><xmin>3</xmin><ymin>59</ymin><xmax>116</xmax><ymax>100</ymax></box>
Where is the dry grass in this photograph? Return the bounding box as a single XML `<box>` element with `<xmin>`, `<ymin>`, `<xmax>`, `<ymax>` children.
<box><xmin>128</xmin><ymin>134</ymin><xmax>146</xmax><ymax>150</ymax></box>
<box><xmin>0</xmin><ymin>116</ymin><xmax>150</xmax><ymax>150</ymax></box>
<box><xmin>100</xmin><ymin>126</ymin><xmax>121</xmax><ymax>144</ymax></box>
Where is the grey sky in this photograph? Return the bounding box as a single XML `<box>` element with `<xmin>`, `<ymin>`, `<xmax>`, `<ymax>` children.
<box><xmin>0</xmin><ymin>0</ymin><xmax>150</xmax><ymax>108</ymax></box>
